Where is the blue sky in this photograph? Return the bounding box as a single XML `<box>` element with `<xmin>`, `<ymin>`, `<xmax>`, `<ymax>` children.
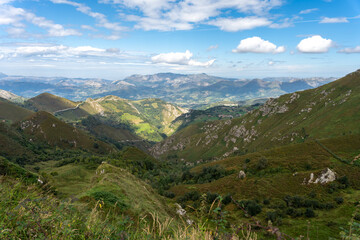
<box><xmin>0</xmin><ymin>0</ymin><xmax>359</xmax><ymax>80</ymax></box>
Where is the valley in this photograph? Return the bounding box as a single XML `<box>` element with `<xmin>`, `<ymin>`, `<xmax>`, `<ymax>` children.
<box><xmin>0</xmin><ymin>70</ymin><xmax>359</xmax><ymax>239</ymax></box>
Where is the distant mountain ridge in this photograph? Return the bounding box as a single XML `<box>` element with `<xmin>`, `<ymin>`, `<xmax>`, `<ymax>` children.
<box><xmin>0</xmin><ymin>72</ymin><xmax>336</xmax><ymax>107</ymax></box>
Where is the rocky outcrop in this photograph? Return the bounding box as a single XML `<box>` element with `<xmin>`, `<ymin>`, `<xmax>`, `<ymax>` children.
<box><xmin>303</xmin><ymin>168</ymin><xmax>336</xmax><ymax>185</ymax></box>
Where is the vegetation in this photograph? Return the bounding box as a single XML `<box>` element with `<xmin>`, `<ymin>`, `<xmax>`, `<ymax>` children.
<box><xmin>1</xmin><ymin>70</ymin><xmax>360</xmax><ymax>239</ymax></box>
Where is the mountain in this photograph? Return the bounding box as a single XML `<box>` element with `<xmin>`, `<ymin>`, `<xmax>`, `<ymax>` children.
<box><xmin>0</xmin><ymin>89</ymin><xmax>26</xmax><ymax>103</ymax></box>
<box><xmin>26</xmin><ymin>92</ymin><xmax>79</xmax><ymax>113</ymax></box>
<box><xmin>55</xmin><ymin>96</ymin><xmax>187</xmax><ymax>142</ymax></box>
<box><xmin>0</xmin><ymin>72</ymin><xmax>335</xmax><ymax>107</ymax></box>
<box><xmin>172</xmin><ymin>104</ymin><xmax>261</xmax><ymax>131</ymax></box>
<box><xmin>0</xmin><ymin>98</ymin><xmax>33</xmax><ymax>123</ymax></box>
<box><xmin>152</xmin><ymin>70</ymin><xmax>360</xmax><ymax>162</ymax></box>
<box><xmin>18</xmin><ymin>111</ymin><xmax>114</xmax><ymax>154</ymax></box>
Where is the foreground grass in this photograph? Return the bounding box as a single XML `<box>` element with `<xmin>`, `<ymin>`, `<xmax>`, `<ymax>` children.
<box><xmin>0</xmin><ymin>175</ymin><xmax>261</xmax><ymax>239</ymax></box>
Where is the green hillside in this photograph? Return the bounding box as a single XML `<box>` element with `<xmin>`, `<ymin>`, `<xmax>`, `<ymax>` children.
<box><xmin>170</xmin><ymin>133</ymin><xmax>360</xmax><ymax>239</ymax></box>
<box><xmin>172</xmin><ymin>104</ymin><xmax>261</xmax><ymax>131</ymax></box>
<box><xmin>26</xmin><ymin>92</ymin><xmax>79</xmax><ymax>113</ymax></box>
<box><xmin>56</xmin><ymin>96</ymin><xmax>187</xmax><ymax>142</ymax></box>
<box><xmin>19</xmin><ymin>111</ymin><xmax>114</xmax><ymax>154</ymax></box>
<box><xmin>152</xmin><ymin>70</ymin><xmax>360</xmax><ymax>162</ymax></box>
<box><xmin>0</xmin><ymin>98</ymin><xmax>33</xmax><ymax>123</ymax></box>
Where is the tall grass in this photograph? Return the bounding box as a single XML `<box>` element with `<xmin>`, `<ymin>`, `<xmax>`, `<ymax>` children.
<box><xmin>0</xmin><ymin>176</ymin><xmax>259</xmax><ymax>239</ymax></box>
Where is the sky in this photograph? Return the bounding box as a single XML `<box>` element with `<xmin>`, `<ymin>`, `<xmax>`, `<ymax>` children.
<box><xmin>0</xmin><ymin>0</ymin><xmax>359</xmax><ymax>80</ymax></box>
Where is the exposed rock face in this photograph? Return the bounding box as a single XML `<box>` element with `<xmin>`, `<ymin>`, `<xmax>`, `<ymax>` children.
<box><xmin>238</xmin><ymin>170</ymin><xmax>246</xmax><ymax>179</ymax></box>
<box><xmin>314</xmin><ymin>168</ymin><xmax>336</xmax><ymax>184</ymax></box>
<box><xmin>259</xmin><ymin>98</ymin><xmax>289</xmax><ymax>117</ymax></box>
<box><xmin>304</xmin><ymin>168</ymin><xmax>336</xmax><ymax>185</ymax></box>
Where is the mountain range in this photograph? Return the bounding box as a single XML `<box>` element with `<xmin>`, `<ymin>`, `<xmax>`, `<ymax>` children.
<box><xmin>0</xmin><ymin>72</ymin><xmax>336</xmax><ymax>108</ymax></box>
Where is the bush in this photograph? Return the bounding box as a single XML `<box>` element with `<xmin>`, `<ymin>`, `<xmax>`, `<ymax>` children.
<box><xmin>305</xmin><ymin>208</ymin><xmax>315</xmax><ymax>218</ymax></box>
<box><xmin>246</xmin><ymin>201</ymin><xmax>262</xmax><ymax>216</ymax></box>
<box><xmin>89</xmin><ymin>190</ymin><xmax>127</xmax><ymax>210</ymax></box>
<box><xmin>266</xmin><ymin>211</ymin><xmax>283</xmax><ymax>225</ymax></box>
<box><xmin>222</xmin><ymin>194</ymin><xmax>232</xmax><ymax>205</ymax></box>
<box><xmin>256</xmin><ymin>157</ymin><xmax>268</xmax><ymax>170</ymax></box>
<box><xmin>163</xmin><ymin>191</ymin><xmax>175</xmax><ymax>199</ymax></box>
<box><xmin>206</xmin><ymin>192</ymin><xmax>219</xmax><ymax>204</ymax></box>
<box><xmin>238</xmin><ymin>200</ymin><xmax>262</xmax><ymax>216</ymax></box>
<box><xmin>335</xmin><ymin>197</ymin><xmax>344</xmax><ymax>204</ymax></box>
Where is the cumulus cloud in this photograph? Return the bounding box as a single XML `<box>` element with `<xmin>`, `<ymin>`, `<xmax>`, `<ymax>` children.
<box><xmin>0</xmin><ymin>0</ymin><xmax>14</xmax><ymax>5</ymax></box>
<box><xmin>338</xmin><ymin>46</ymin><xmax>360</xmax><ymax>54</ymax></box>
<box><xmin>209</xmin><ymin>17</ymin><xmax>271</xmax><ymax>32</ymax></box>
<box><xmin>319</xmin><ymin>17</ymin><xmax>348</xmax><ymax>23</ymax></box>
<box><xmin>297</xmin><ymin>35</ymin><xmax>333</xmax><ymax>53</ymax></box>
<box><xmin>101</xmin><ymin>0</ymin><xmax>284</xmax><ymax>31</ymax></box>
<box><xmin>0</xmin><ymin>4</ymin><xmax>80</xmax><ymax>37</ymax></box>
<box><xmin>0</xmin><ymin>44</ymin><xmax>126</xmax><ymax>59</ymax></box>
<box><xmin>151</xmin><ymin>50</ymin><xmax>215</xmax><ymax>67</ymax></box>
<box><xmin>232</xmin><ymin>37</ymin><xmax>285</xmax><ymax>53</ymax></box>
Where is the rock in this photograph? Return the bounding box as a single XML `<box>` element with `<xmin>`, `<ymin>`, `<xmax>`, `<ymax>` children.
<box><xmin>176</xmin><ymin>204</ymin><xmax>186</xmax><ymax>216</ymax></box>
<box><xmin>308</xmin><ymin>173</ymin><xmax>314</xmax><ymax>184</ymax></box>
<box><xmin>238</xmin><ymin>170</ymin><xmax>246</xmax><ymax>179</ymax></box>
<box><xmin>305</xmin><ymin>168</ymin><xmax>336</xmax><ymax>185</ymax></box>
<box><xmin>314</xmin><ymin>168</ymin><xmax>336</xmax><ymax>184</ymax></box>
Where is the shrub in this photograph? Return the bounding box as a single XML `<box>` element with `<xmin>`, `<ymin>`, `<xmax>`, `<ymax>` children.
<box><xmin>163</xmin><ymin>191</ymin><xmax>175</xmax><ymax>199</ymax></box>
<box><xmin>305</xmin><ymin>208</ymin><xmax>315</xmax><ymax>218</ymax></box>
<box><xmin>256</xmin><ymin>157</ymin><xmax>268</xmax><ymax>170</ymax></box>
<box><xmin>246</xmin><ymin>201</ymin><xmax>262</xmax><ymax>216</ymax></box>
<box><xmin>206</xmin><ymin>192</ymin><xmax>219</xmax><ymax>204</ymax></box>
<box><xmin>266</xmin><ymin>211</ymin><xmax>283</xmax><ymax>225</ymax></box>
<box><xmin>335</xmin><ymin>197</ymin><xmax>344</xmax><ymax>204</ymax></box>
<box><xmin>89</xmin><ymin>190</ymin><xmax>127</xmax><ymax>210</ymax></box>
<box><xmin>222</xmin><ymin>194</ymin><xmax>232</xmax><ymax>205</ymax></box>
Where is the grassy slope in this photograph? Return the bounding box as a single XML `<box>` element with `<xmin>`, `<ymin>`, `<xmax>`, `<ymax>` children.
<box><xmin>170</xmin><ymin>133</ymin><xmax>360</xmax><ymax>238</ymax></box>
<box><xmin>26</xmin><ymin>92</ymin><xmax>78</xmax><ymax>113</ymax></box>
<box><xmin>88</xmin><ymin>163</ymin><xmax>176</xmax><ymax>221</ymax></box>
<box><xmin>152</xmin><ymin>70</ymin><xmax>360</xmax><ymax>162</ymax></box>
<box><xmin>0</xmin><ymin>123</ymin><xmax>36</xmax><ymax>160</ymax></box>
<box><xmin>57</xmin><ymin>96</ymin><xmax>187</xmax><ymax>142</ymax></box>
<box><xmin>0</xmin><ymin>98</ymin><xmax>33</xmax><ymax>123</ymax></box>
<box><xmin>19</xmin><ymin>111</ymin><xmax>114</xmax><ymax>154</ymax></box>
<box><xmin>35</xmin><ymin>160</ymin><xmax>176</xmax><ymax>222</ymax></box>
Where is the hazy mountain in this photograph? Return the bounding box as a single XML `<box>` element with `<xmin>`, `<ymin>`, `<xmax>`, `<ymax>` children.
<box><xmin>0</xmin><ymin>89</ymin><xmax>26</xmax><ymax>103</ymax></box>
<box><xmin>0</xmin><ymin>73</ymin><xmax>336</xmax><ymax>107</ymax></box>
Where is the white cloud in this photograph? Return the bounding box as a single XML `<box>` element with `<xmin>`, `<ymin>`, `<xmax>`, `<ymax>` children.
<box><xmin>232</xmin><ymin>37</ymin><xmax>285</xmax><ymax>53</ymax></box>
<box><xmin>0</xmin><ymin>54</ymin><xmax>4</xmax><ymax>60</ymax></box>
<box><xmin>1</xmin><ymin>44</ymin><xmax>127</xmax><ymax>59</ymax></box>
<box><xmin>101</xmin><ymin>0</ymin><xmax>284</xmax><ymax>31</ymax></box>
<box><xmin>297</xmin><ymin>35</ymin><xmax>333</xmax><ymax>53</ymax></box>
<box><xmin>151</xmin><ymin>50</ymin><xmax>215</xmax><ymax>67</ymax></box>
<box><xmin>207</xmin><ymin>45</ymin><xmax>219</xmax><ymax>51</ymax></box>
<box><xmin>320</xmin><ymin>17</ymin><xmax>348</xmax><ymax>23</ymax></box>
<box><xmin>6</xmin><ymin>27</ymin><xmax>25</xmax><ymax>36</ymax></box>
<box><xmin>0</xmin><ymin>4</ymin><xmax>81</xmax><ymax>37</ymax></box>
<box><xmin>209</xmin><ymin>17</ymin><xmax>271</xmax><ymax>31</ymax></box>
<box><xmin>0</xmin><ymin>0</ymin><xmax>14</xmax><ymax>5</ymax></box>
<box><xmin>51</xmin><ymin>0</ymin><xmax>126</xmax><ymax>32</ymax></box>
<box><xmin>338</xmin><ymin>46</ymin><xmax>360</xmax><ymax>54</ymax></box>
<box><xmin>129</xmin><ymin>16</ymin><xmax>193</xmax><ymax>31</ymax></box>
<box><xmin>299</xmin><ymin>8</ymin><xmax>318</xmax><ymax>14</ymax></box>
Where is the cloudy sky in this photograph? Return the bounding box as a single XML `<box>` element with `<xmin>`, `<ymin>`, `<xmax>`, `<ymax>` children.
<box><xmin>0</xmin><ymin>0</ymin><xmax>359</xmax><ymax>80</ymax></box>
